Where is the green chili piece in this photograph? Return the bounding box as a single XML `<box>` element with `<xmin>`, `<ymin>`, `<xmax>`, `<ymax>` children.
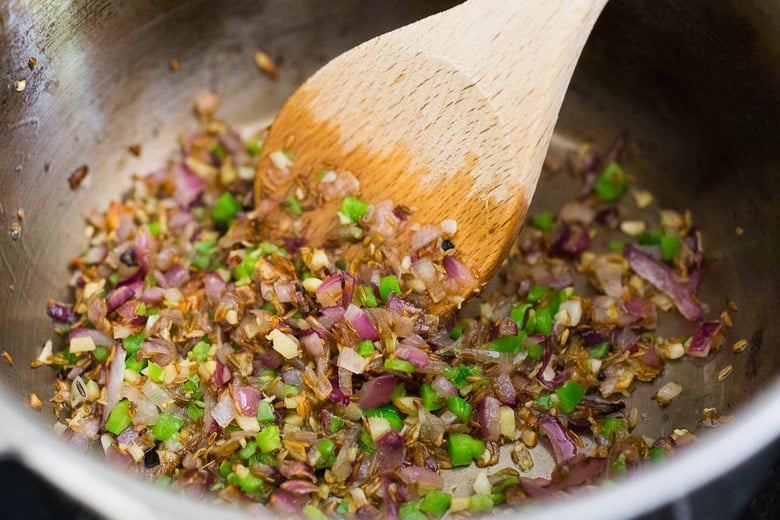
<box><xmin>256</xmin><ymin>425</ymin><xmax>282</xmax><ymax>453</ymax></box>
<box><xmin>589</xmin><ymin>342</ymin><xmax>611</xmax><ymax>358</ymax></box>
<box><xmin>510</xmin><ymin>302</ymin><xmax>533</xmax><ymax>329</ymax></box>
<box><xmin>238</xmin><ymin>441</ymin><xmax>258</xmax><ymax>460</ymax></box>
<box><xmin>531</xmin><ymin>210</ymin><xmax>554</xmax><ymax>231</ymax></box>
<box><xmin>449</xmin><ymin>320</ymin><xmax>466</xmax><ymax>340</ymax></box>
<box><xmin>379</xmin><ymin>275</ymin><xmax>402</xmax><ymax>300</ymax></box>
<box><xmin>193</xmin><ymin>238</ymin><xmax>217</xmax><ymax>254</ymax></box>
<box><xmin>147</xmin><ymin>361</ymin><xmax>163</xmax><ymax>383</ymax></box>
<box><xmin>448</xmin><ymin>433</ymin><xmax>485</xmax><ymax>467</ymax></box>
<box><xmin>535</xmin><ymin>394</ymin><xmax>553</xmax><ymax>410</ymax></box>
<box><xmin>609</xmin><ymin>240</ymin><xmax>625</xmax><ymax>252</ymax></box>
<box><xmin>603</xmin><ymin>417</ymin><xmax>626</xmax><ymax>438</ymax></box>
<box><xmin>219</xmin><ymin>460</ymin><xmax>233</xmax><ymax>478</ymax></box>
<box><xmin>125</xmin><ymin>355</ymin><xmax>147</xmax><ymax>373</ymax></box>
<box><xmin>469</xmin><ymin>494</ymin><xmax>494</xmax><ymax>512</ymax></box>
<box><xmin>303</xmin><ymin>505</ymin><xmax>328</xmax><ymax>520</ymax></box>
<box><xmin>526</xmin><ymin>284</ymin><xmax>550</xmax><ymax>304</ymax></box>
<box><xmin>314</xmin><ymin>438</ymin><xmax>337</xmax><ymax>469</ymax></box>
<box><xmin>525</xmin><ymin>342</ymin><xmax>545</xmax><ymax>361</ymax></box>
<box><xmin>638</xmin><ymin>231</ymin><xmax>662</xmax><ymax>245</ymax></box>
<box><xmin>93</xmin><ymin>346</ymin><xmax>109</xmax><ymax>363</ymax></box>
<box><xmin>257</xmin><ymin>401</ymin><xmax>275</xmax><ymax>423</ymax></box>
<box><xmin>105</xmin><ymin>399</ymin><xmax>132</xmax><ymax>435</ymax></box>
<box><xmin>419</xmin><ymin>383</ymin><xmax>443</xmax><ymax>411</ymax></box>
<box><xmin>534</xmin><ymin>306</ymin><xmax>553</xmax><ymax>336</ymax></box>
<box><xmin>211</xmin><ymin>192</ymin><xmax>242</xmax><ymax>228</ymax></box>
<box><xmin>419</xmin><ymin>491</ymin><xmax>452</xmax><ymax>517</ymax></box>
<box><xmin>594</xmin><ymin>161</ymin><xmax>628</xmax><ymax>201</ymax></box>
<box><xmin>356</xmin><ymin>285</ymin><xmax>378</xmax><ymax>308</ymax></box>
<box><xmin>359</xmin><ymin>429</ymin><xmax>377</xmax><ymax>454</ymax></box>
<box><xmin>188</xmin><ymin>340</ymin><xmax>210</xmax><ymax>363</ymax></box>
<box><xmin>660</xmin><ymin>235</ymin><xmax>681</xmax><ymax>261</ymax></box>
<box><xmin>611</xmin><ymin>453</ymin><xmax>628</xmax><ymax>474</ymax></box>
<box><xmin>329</xmin><ymin>415</ymin><xmax>345</xmax><ymax>433</ymax></box>
<box><xmin>491</xmin><ymin>331</ymin><xmax>527</xmax><ymax>355</ymax></box>
<box><xmin>384</xmin><ymin>358</ymin><xmax>415</xmax><ymax>374</ymax></box>
<box><xmin>555</xmin><ymin>380</ymin><xmax>586</xmax><ymax>413</ymax></box>
<box><xmin>364</xmin><ymin>405</ymin><xmax>404</xmax><ymax>430</ymax></box>
<box><xmin>284</xmin><ymin>195</ymin><xmax>303</xmax><ymax>216</ymax></box>
<box><xmin>148</xmin><ymin>220</ymin><xmax>161</xmax><ymax>237</ymax></box>
<box><xmin>399</xmin><ymin>503</ymin><xmax>427</xmax><ymax>520</ymax></box>
<box><xmin>446</xmin><ymin>396</ymin><xmax>472</xmax><ymax>422</ymax></box>
<box><xmin>228</xmin><ymin>472</ymin><xmax>264</xmax><ymax>494</ymax></box>
<box><xmin>151</xmin><ymin>414</ymin><xmax>184</xmax><ymax>441</ymax></box>
<box><xmin>648</xmin><ymin>447</ymin><xmax>666</xmax><ymax>461</ymax></box>
<box><xmin>444</xmin><ymin>364</ymin><xmax>478</xmax><ymax>389</ymax></box>
<box><xmin>122</xmin><ymin>333</ymin><xmax>145</xmax><ymax>355</ymax></box>
<box><xmin>187</xmin><ymin>403</ymin><xmax>204</xmax><ymax>422</ymax></box>
<box><xmin>340</xmin><ymin>196</ymin><xmax>369</xmax><ymax>223</ymax></box>
<box><xmin>357</xmin><ymin>339</ymin><xmax>376</xmax><ymax>357</ymax></box>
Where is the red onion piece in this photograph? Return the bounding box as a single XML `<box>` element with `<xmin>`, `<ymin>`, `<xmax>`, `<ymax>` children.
<box><xmin>345</xmin><ymin>304</ymin><xmax>379</xmax><ymax>341</ymax></box>
<box><xmin>269</xmin><ymin>489</ymin><xmax>305</xmax><ymax>516</ymax></box>
<box><xmin>47</xmin><ymin>300</ymin><xmax>79</xmax><ymax>324</ymax></box>
<box><xmin>398</xmin><ymin>465</ymin><xmax>443</xmax><ymax>491</ymax></box>
<box><xmin>234</xmin><ymin>386</ymin><xmax>260</xmax><ymax>416</ymax></box>
<box><xmin>395</xmin><ymin>343</ymin><xmax>429</xmax><ymax>369</ymax></box>
<box><xmin>687</xmin><ymin>321</ymin><xmax>722</xmax><ymax>358</ymax></box>
<box><xmin>411</xmin><ymin>224</ymin><xmax>441</xmax><ymax>250</ymax></box>
<box><xmin>63</xmin><ymin>428</ymin><xmax>90</xmax><ymax>454</ymax></box>
<box><xmin>358</xmin><ymin>375</ymin><xmax>398</xmax><ymax>409</ymax></box>
<box><xmin>492</xmin><ymin>373</ymin><xmax>517</xmax><ymax>405</ymax></box>
<box><xmin>139</xmin><ymin>286</ymin><xmax>164</xmax><ymax>304</ymax></box>
<box><xmin>443</xmin><ymin>255</ymin><xmax>475</xmax><ymax>285</ymax></box>
<box><xmin>280</xmin><ymin>480</ymin><xmax>319</xmax><ymax>495</ymax></box>
<box><xmin>320</xmin><ymin>306</ymin><xmax>346</xmax><ymax>322</ymax></box>
<box><xmin>431</xmin><ymin>375</ymin><xmax>457</xmax><ymax>398</ymax></box>
<box><xmin>212</xmin><ymin>361</ymin><xmax>231</xmax><ymax>387</ymax></box>
<box><xmin>68</xmin><ymin>327</ymin><xmax>115</xmax><ymax>347</ymax></box>
<box><xmin>82</xmin><ymin>244</ymin><xmax>107</xmax><ymax>264</ymax></box>
<box><xmin>105</xmin><ymin>285</ymin><xmax>135</xmax><ymax>313</ymax></box>
<box><xmin>169</xmin><ymin>211</ymin><xmax>195</xmax><ymax>229</ymax></box>
<box><xmin>204</xmin><ymin>272</ymin><xmax>226</xmax><ymax>305</ymax></box>
<box><xmin>274</xmin><ymin>282</ymin><xmax>296</xmax><ymax>303</ymax></box>
<box><xmin>328</xmin><ymin>378</ymin><xmax>351</xmax><ymax>405</ymax></box>
<box><xmin>316</xmin><ymin>271</ymin><xmax>355</xmax><ymax>308</ymax></box>
<box><xmin>173</xmin><ymin>164</ymin><xmax>205</xmax><ymax>208</ymax></box>
<box><xmin>105</xmin><ymin>445</ymin><xmax>134</xmax><ymax>469</ymax></box>
<box><xmin>164</xmin><ymin>264</ymin><xmax>190</xmax><ymax>288</ymax></box>
<box><xmin>103</xmin><ymin>346</ymin><xmax>125</xmax><ymax>423</ymax></box>
<box><xmin>624</xmin><ymin>244</ymin><xmax>703</xmax><ymax>322</ymax></box>
<box><xmin>300</xmin><ymin>332</ymin><xmax>325</xmax><ymax>358</ymax></box>
<box><xmin>279</xmin><ymin>460</ymin><xmax>317</xmax><ymax>481</ymax></box>
<box><xmin>478</xmin><ymin>396</ymin><xmax>501</xmax><ymax>442</ymax></box>
<box><xmin>557</xmin><ymin>457</ymin><xmax>607</xmax><ymax>488</ymax></box>
<box><xmin>211</xmin><ymin>391</ymin><xmax>235</xmax><ymax>428</ymax></box>
<box><xmin>540</xmin><ymin>415</ymin><xmax>578</xmax><ymax>463</ymax></box>
<box><xmin>376</xmin><ymin>430</ymin><xmax>405</xmax><ymax>473</ymax></box>
<box><xmin>141</xmin><ymin>337</ymin><xmax>174</xmax><ymax>366</ymax></box>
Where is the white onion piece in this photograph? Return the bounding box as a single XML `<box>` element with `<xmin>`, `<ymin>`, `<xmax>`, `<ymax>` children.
<box><xmin>212</xmin><ymin>391</ymin><xmax>236</xmax><ymax>428</ymax></box>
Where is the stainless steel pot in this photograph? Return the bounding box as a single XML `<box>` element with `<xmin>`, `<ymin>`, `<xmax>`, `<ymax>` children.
<box><xmin>1</xmin><ymin>1</ymin><xmax>779</xmax><ymax>519</ymax></box>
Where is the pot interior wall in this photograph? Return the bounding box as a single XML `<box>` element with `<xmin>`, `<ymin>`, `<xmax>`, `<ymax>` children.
<box><xmin>1</xmin><ymin>0</ymin><xmax>779</xmax><ymax>506</ymax></box>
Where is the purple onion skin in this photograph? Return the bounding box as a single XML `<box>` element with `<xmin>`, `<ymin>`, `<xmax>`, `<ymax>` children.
<box><xmin>478</xmin><ymin>396</ymin><xmax>501</xmax><ymax>442</ymax></box>
<box><xmin>687</xmin><ymin>321</ymin><xmax>722</xmax><ymax>357</ymax></box>
<box><xmin>47</xmin><ymin>300</ymin><xmax>79</xmax><ymax>324</ymax></box>
<box><xmin>358</xmin><ymin>375</ymin><xmax>398</xmax><ymax>409</ymax></box>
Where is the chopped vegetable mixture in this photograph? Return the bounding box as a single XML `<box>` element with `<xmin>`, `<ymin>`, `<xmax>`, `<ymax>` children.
<box><xmin>37</xmin><ymin>96</ymin><xmax>731</xmax><ymax>518</ymax></box>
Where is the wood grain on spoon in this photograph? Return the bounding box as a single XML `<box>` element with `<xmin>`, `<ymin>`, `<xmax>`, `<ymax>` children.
<box><xmin>255</xmin><ymin>0</ymin><xmax>607</xmax><ymax>315</ymax></box>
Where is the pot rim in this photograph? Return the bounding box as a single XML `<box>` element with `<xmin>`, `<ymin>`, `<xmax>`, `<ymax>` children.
<box><xmin>0</xmin><ymin>374</ymin><xmax>778</xmax><ymax>520</ymax></box>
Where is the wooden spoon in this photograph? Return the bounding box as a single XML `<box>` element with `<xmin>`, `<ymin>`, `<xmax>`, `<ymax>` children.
<box><xmin>254</xmin><ymin>0</ymin><xmax>607</xmax><ymax>315</ymax></box>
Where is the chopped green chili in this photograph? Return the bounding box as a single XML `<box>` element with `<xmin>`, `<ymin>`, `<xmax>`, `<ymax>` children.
<box><xmin>379</xmin><ymin>275</ymin><xmax>402</xmax><ymax>300</ymax></box>
<box><xmin>531</xmin><ymin>210</ymin><xmax>554</xmax><ymax>231</ymax></box>
<box><xmin>211</xmin><ymin>192</ymin><xmax>242</xmax><ymax>228</ymax></box>
<box><xmin>151</xmin><ymin>413</ymin><xmax>184</xmax><ymax>441</ymax></box>
<box><xmin>339</xmin><ymin>196</ymin><xmax>369</xmax><ymax>223</ymax></box>
<box><xmin>555</xmin><ymin>380</ymin><xmax>586</xmax><ymax>413</ymax></box>
<box><xmin>448</xmin><ymin>433</ymin><xmax>485</xmax><ymax>467</ymax></box>
<box><xmin>590</xmin><ymin>342</ymin><xmax>611</xmax><ymax>358</ymax></box>
<box><xmin>357</xmin><ymin>339</ymin><xmax>376</xmax><ymax>357</ymax></box>
<box><xmin>419</xmin><ymin>491</ymin><xmax>452</xmax><ymax>517</ymax></box>
<box><xmin>105</xmin><ymin>399</ymin><xmax>132</xmax><ymax>435</ymax></box>
<box><xmin>384</xmin><ymin>358</ymin><xmax>416</xmax><ymax>374</ymax></box>
<box><xmin>594</xmin><ymin>161</ymin><xmax>628</xmax><ymax>201</ymax></box>
<box><xmin>256</xmin><ymin>425</ymin><xmax>282</xmax><ymax>453</ymax></box>
<box><xmin>446</xmin><ymin>396</ymin><xmax>472</xmax><ymax>422</ymax></box>
<box><xmin>364</xmin><ymin>405</ymin><xmax>403</xmax><ymax>430</ymax></box>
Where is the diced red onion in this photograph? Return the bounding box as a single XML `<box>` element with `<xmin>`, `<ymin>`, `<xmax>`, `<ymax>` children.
<box><xmin>345</xmin><ymin>304</ymin><xmax>380</xmax><ymax>341</ymax></box>
<box><xmin>687</xmin><ymin>321</ymin><xmax>722</xmax><ymax>358</ymax></box>
<box><xmin>169</xmin><ymin>211</ymin><xmax>195</xmax><ymax>228</ymax></box>
<box><xmin>141</xmin><ymin>337</ymin><xmax>174</xmax><ymax>366</ymax></box>
<box><xmin>443</xmin><ymin>255</ymin><xmax>475</xmax><ymax>285</ymax></box>
<box><xmin>173</xmin><ymin>164</ymin><xmax>205</xmax><ymax>208</ymax></box>
<box><xmin>280</xmin><ymin>480</ymin><xmax>319</xmax><ymax>495</ymax></box>
<box><xmin>559</xmin><ymin>201</ymin><xmax>595</xmax><ymax>225</ymax></box>
<box><xmin>358</xmin><ymin>375</ymin><xmax>398</xmax><ymax>409</ymax></box>
<box><xmin>213</xmin><ymin>361</ymin><xmax>231</xmax><ymax>387</ymax></box>
<box><xmin>274</xmin><ymin>282</ymin><xmax>296</xmax><ymax>303</ymax></box>
<box><xmin>376</xmin><ymin>430</ymin><xmax>405</xmax><ymax>473</ymax></box>
<box><xmin>234</xmin><ymin>386</ymin><xmax>260</xmax><ymax>416</ymax></box>
<box><xmin>624</xmin><ymin>244</ymin><xmax>702</xmax><ymax>322</ymax></box>
<box><xmin>269</xmin><ymin>489</ymin><xmax>305</xmax><ymax>516</ymax></box>
<box><xmin>204</xmin><ymin>272</ymin><xmax>226</xmax><ymax>305</ymax></box>
<box><xmin>47</xmin><ymin>300</ymin><xmax>79</xmax><ymax>324</ymax></box>
<box><xmin>540</xmin><ymin>415</ymin><xmax>578</xmax><ymax>463</ymax></box>
<box><xmin>164</xmin><ymin>264</ymin><xmax>190</xmax><ymax>288</ymax></box>
<box><xmin>69</xmin><ymin>327</ymin><xmax>115</xmax><ymax>347</ymax></box>
<box><xmin>121</xmin><ymin>384</ymin><xmax>159</xmax><ymax>426</ymax></box>
<box><xmin>211</xmin><ymin>391</ymin><xmax>235</xmax><ymax>428</ymax></box>
<box><xmin>281</xmin><ymin>368</ymin><xmax>303</xmax><ymax>387</ymax></box>
<box><xmin>394</xmin><ymin>343</ymin><xmax>429</xmax><ymax>369</ymax></box>
<box><xmin>82</xmin><ymin>244</ymin><xmax>107</xmax><ymax>264</ymax></box>
<box><xmin>338</xmin><ymin>366</ymin><xmax>354</xmax><ymax>396</ymax></box>
<box><xmin>316</xmin><ymin>271</ymin><xmax>354</xmax><ymax>308</ymax></box>
<box><xmin>320</xmin><ymin>306</ymin><xmax>346</xmax><ymax>322</ymax></box>
<box><xmin>398</xmin><ymin>464</ymin><xmax>444</xmax><ymax>491</ymax></box>
<box><xmin>520</xmin><ymin>477</ymin><xmax>559</xmax><ymax>500</ymax></box>
<box><xmin>105</xmin><ymin>286</ymin><xmax>135</xmax><ymax>313</ymax></box>
<box><xmin>279</xmin><ymin>460</ymin><xmax>317</xmax><ymax>481</ymax></box>
<box><xmin>431</xmin><ymin>375</ymin><xmax>457</xmax><ymax>398</ymax></box>
<box><xmin>63</xmin><ymin>429</ymin><xmax>90</xmax><ymax>454</ymax></box>
<box><xmin>411</xmin><ymin>224</ymin><xmax>441</xmax><ymax>250</ymax></box>
<box><xmin>300</xmin><ymin>332</ymin><xmax>325</xmax><ymax>358</ymax></box>
<box><xmin>492</xmin><ymin>373</ymin><xmax>517</xmax><ymax>405</ymax></box>
<box><xmin>139</xmin><ymin>286</ymin><xmax>164</xmax><ymax>304</ymax></box>
<box><xmin>329</xmin><ymin>378</ymin><xmax>351</xmax><ymax>405</ymax></box>
<box><xmin>103</xmin><ymin>346</ymin><xmax>125</xmax><ymax>423</ymax></box>
<box><xmin>478</xmin><ymin>396</ymin><xmax>501</xmax><ymax>442</ymax></box>
<box><xmin>105</xmin><ymin>445</ymin><xmax>134</xmax><ymax>469</ymax></box>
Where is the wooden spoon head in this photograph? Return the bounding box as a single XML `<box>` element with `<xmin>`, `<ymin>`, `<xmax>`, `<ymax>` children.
<box><xmin>255</xmin><ymin>37</ymin><xmax>533</xmax><ymax>316</ymax></box>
